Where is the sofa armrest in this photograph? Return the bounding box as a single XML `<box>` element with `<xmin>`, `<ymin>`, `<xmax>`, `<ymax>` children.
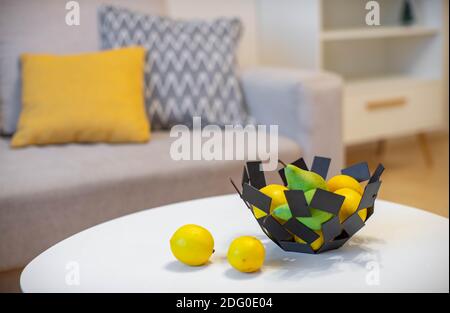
<box><xmin>240</xmin><ymin>67</ymin><xmax>344</xmax><ymax>176</ymax></box>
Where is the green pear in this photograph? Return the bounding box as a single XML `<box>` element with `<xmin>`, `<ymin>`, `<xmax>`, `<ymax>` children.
<box><xmin>284</xmin><ymin>164</ymin><xmax>328</xmax><ymax>191</ymax></box>
<box><xmin>298</xmin><ymin>189</ymin><xmax>333</xmax><ymax>230</ymax></box>
<box><xmin>271</xmin><ymin>189</ymin><xmax>333</xmax><ymax>230</ymax></box>
<box><xmin>304</xmin><ymin>188</ymin><xmax>316</xmax><ymax>203</ymax></box>
<box><xmin>272</xmin><ymin>204</ymin><xmax>292</xmax><ymax>223</ymax></box>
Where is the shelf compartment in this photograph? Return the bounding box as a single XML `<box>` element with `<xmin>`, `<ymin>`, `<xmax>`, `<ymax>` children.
<box><xmin>322</xmin><ymin>35</ymin><xmax>442</xmax><ymax>81</ymax></box>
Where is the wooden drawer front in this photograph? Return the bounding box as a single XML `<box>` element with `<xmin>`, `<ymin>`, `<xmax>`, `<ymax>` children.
<box><xmin>343</xmin><ymin>80</ymin><xmax>443</xmax><ymax>145</ymax></box>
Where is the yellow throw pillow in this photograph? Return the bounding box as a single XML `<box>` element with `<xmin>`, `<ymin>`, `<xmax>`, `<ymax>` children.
<box><xmin>11</xmin><ymin>47</ymin><xmax>150</xmax><ymax>148</ymax></box>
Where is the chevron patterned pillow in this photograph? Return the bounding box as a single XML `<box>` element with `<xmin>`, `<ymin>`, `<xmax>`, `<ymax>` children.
<box><xmin>99</xmin><ymin>5</ymin><xmax>249</xmax><ymax>130</ymax></box>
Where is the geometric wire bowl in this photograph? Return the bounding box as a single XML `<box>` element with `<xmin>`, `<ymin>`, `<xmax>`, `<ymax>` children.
<box><xmin>231</xmin><ymin>156</ymin><xmax>384</xmax><ymax>254</ymax></box>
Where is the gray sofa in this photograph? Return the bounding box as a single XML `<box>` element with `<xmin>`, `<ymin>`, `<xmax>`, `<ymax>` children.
<box><xmin>0</xmin><ymin>0</ymin><xmax>343</xmax><ymax>274</ymax></box>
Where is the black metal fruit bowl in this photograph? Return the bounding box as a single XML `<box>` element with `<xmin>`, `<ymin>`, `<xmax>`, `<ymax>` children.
<box><xmin>230</xmin><ymin>156</ymin><xmax>384</xmax><ymax>254</ymax></box>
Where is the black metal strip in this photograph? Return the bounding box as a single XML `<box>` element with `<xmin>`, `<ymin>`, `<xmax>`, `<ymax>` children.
<box><xmin>342</xmin><ymin>213</ymin><xmax>365</xmax><ymax>237</ymax></box>
<box><xmin>246</xmin><ymin>161</ymin><xmax>266</xmax><ymax>189</ymax></box>
<box><xmin>279</xmin><ymin>241</ymin><xmax>316</xmax><ymax>254</ymax></box>
<box><xmin>278</xmin><ymin>167</ymin><xmax>287</xmax><ymax>186</ymax></box>
<box><xmin>284</xmin><ymin>190</ymin><xmax>310</xmax><ymax>217</ymax></box>
<box><xmin>321</xmin><ymin>216</ymin><xmax>342</xmax><ymax>242</ymax></box>
<box><xmin>309</xmin><ymin>188</ymin><xmax>345</xmax><ymax>215</ymax></box>
<box><xmin>242</xmin><ymin>183</ymin><xmax>271</xmax><ymax>214</ymax></box>
<box><xmin>369</xmin><ymin>163</ymin><xmax>385</xmax><ymax>183</ymax></box>
<box><xmin>283</xmin><ymin>218</ymin><xmax>319</xmax><ymax>244</ymax></box>
<box><xmin>241</xmin><ymin>166</ymin><xmax>250</xmax><ymax>186</ymax></box>
<box><xmin>262</xmin><ymin>216</ymin><xmax>293</xmax><ymax>241</ymax></box>
<box><xmin>341</xmin><ymin>162</ymin><xmax>371</xmax><ymax>182</ymax></box>
<box><xmin>358</xmin><ymin>181</ymin><xmax>382</xmax><ymax>210</ymax></box>
<box><xmin>317</xmin><ymin>237</ymin><xmax>349</xmax><ymax>253</ymax></box>
<box><xmin>311</xmin><ymin>156</ymin><xmax>331</xmax><ymax>180</ymax></box>
<box><xmin>291</xmin><ymin>157</ymin><xmax>308</xmax><ymax>170</ymax></box>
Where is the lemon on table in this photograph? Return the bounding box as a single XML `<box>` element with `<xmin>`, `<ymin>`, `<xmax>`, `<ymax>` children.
<box><xmin>170</xmin><ymin>224</ymin><xmax>214</xmax><ymax>266</ymax></box>
<box><xmin>227</xmin><ymin>236</ymin><xmax>265</xmax><ymax>273</ymax></box>
<box><xmin>295</xmin><ymin>230</ymin><xmax>324</xmax><ymax>251</ymax></box>
<box><xmin>334</xmin><ymin>188</ymin><xmax>367</xmax><ymax>222</ymax></box>
<box><xmin>327</xmin><ymin>174</ymin><xmax>363</xmax><ymax>195</ymax></box>
<box><xmin>252</xmin><ymin>184</ymin><xmax>288</xmax><ymax>219</ymax></box>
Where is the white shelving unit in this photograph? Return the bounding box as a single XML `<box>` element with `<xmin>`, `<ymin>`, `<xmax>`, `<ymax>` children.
<box><xmin>321</xmin><ymin>26</ymin><xmax>439</xmax><ymax>41</ymax></box>
<box><xmin>258</xmin><ymin>0</ymin><xmax>445</xmax><ymax>147</ymax></box>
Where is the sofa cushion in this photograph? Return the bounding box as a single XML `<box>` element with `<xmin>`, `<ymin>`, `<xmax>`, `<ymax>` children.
<box><xmin>12</xmin><ymin>47</ymin><xmax>150</xmax><ymax>147</ymax></box>
<box><xmin>99</xmin><ymin>5</ymin><xmax>249</xmax><ymax>129</ymax></box>
<box><xmin>0</xmin><ymin>132</ymin><xmax>301</xmax><ymax>271</ymax></box>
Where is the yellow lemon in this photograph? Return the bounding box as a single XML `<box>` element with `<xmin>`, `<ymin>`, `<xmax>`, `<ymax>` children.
<box><xmin>252</xmin><ymin>184</ymin><xmax>288</xmax><ymax>219</ymax></box>
<box><xmin>327</xmin><ymin>175</ymin><xmax>363</xmax><ymax>195</ymax></box>
<box><xmin>358</xmin><ymin>208</ymin><xmax>368</xmax><ymax>222</ymax></box>
<box><xmin>334</xmin><ymin>188</ymin><xmax>367</xmax><ymax>223</ymax></box>
<box><xmin>170</xmin><ymin>224</ymin><xmax>214</xmax><ymax>266</ymax></box>
<box><xmin>227</xmin><ymin>236</ymin><xmax>265</xmax><ymax>273</ymax></box>
<box><xmin>295</xmin><ymin>230</ymin><xmax>324</xmax><ymax>251</ymax></box>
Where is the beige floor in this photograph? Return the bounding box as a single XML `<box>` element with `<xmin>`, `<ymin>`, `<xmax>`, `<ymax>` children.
<box><xmin>347</xmin><ymin>132</ymin><xmax>449</xmax><ymax>218</ymax></box>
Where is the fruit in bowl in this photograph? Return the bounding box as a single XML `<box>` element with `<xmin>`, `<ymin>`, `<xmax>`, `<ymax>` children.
<box><xmin>270</xmin><ymin>167</ymin><xmax>368</xmax><ymax>251</ymax></box>
<box><xmin>236</xmin><ymin>157</ymin><xmax>383</xmax><ymax>254</ymax></box>
<box><xmin>272</xmin><ymin>189</ymin><xmax>333</xmax><ymax>230</ymax></box>
<box><xmin>327</xmin><ymin>174</ymin><xmax>363</xmax><ymax>195</ymax></box>
<box><xmin>284</xmin><ymin>164</ymin><xmax>328</xmax><ymax>191</ymax></box>
<box><xmin>334</xmin><ymin>188</ymin><xmax>367</xmax><ymax>222</ymax></box>
<box><xmin>252</xmin><ymin>184</ymin><xmax>288</xmax><ymax>219</ymax></box>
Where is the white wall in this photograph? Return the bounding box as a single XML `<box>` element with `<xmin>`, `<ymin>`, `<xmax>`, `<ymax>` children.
<box><xmin>258</xmin><ymin>0</ymin><xmax>321</xmax><ymax>70</ymax></box>
<box><xmin>0</xmin><ymin>0</ymin><xmax>165</xmax><ymax>132</ymax></box>
<box><xmin>165</xmin><ymin>0</ymin><xmax>259</xmax><ymax>67</ymax></box>
<box><xmin>443</xmin><ymin>0</ymin><xmax>449</xmax><ymax>129</ymax></box>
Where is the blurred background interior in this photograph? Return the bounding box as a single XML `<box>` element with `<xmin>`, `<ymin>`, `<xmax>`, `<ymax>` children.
<box><xmin>164</xmin><ymin>0</ymin><xmax>449</xmax><ymax>217</ymax></box>
<box><xmin>0</xmin><ymin>0</ymin><xmax>448</xmax><ymax>292</ymax></box>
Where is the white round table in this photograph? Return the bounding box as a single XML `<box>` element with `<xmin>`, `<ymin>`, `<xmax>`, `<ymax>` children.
<box><xmin>21</xmin><ymin>194</ymin><xmax>449</xmax><ymax>293</ymax></box>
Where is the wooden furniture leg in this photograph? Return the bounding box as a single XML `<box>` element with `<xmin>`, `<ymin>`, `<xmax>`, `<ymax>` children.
<box><xmin>375</xmin><ymin>139</ymin><xmax>387</xmax><ymax>160</ymax></box>
<box><xmin>417</xmin><ymin>132</ymin><xmax>433</xmax><ymax>167</ymax></box>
